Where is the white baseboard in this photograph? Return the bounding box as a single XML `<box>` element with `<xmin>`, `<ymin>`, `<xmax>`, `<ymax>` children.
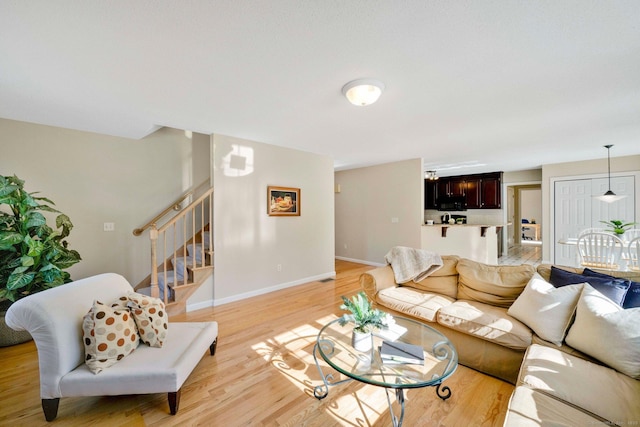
<box><xmin>186</xmin><ymin>270</ymin><xmax>336</xmax><ymax>311</ymax></box>
<box><xmin>187</xmin><ymin>299</ymin><xmax>215</xmax><ymax>312</ymax></box>
<box><xmin>335</xmin><ymin>256</ymin><xmax>385</xmax><ymax>267</ymax></box>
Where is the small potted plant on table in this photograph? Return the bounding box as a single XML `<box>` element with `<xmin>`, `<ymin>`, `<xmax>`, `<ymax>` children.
<box><xmin>338</xmin><ymin>291</ymin><xmax>389</xmax><ymax>352</ymax></box>
<box><xmin>600</xmin><ymin>219</ymin><xmax>637</xmax><ymax>235</ymax></box>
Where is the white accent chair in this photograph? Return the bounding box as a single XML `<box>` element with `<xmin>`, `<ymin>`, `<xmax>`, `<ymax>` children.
<box><xmin>576</xmin><ymin>232</ymin><xmax>624</xmax><ymax>270</ymax></box>
<box><xmin>5</xmin><ymin>273</ymin><xmax>218</xmax><ymax>421</ymax></box>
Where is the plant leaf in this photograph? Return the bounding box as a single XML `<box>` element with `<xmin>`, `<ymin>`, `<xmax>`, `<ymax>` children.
<box><xmin>25</xmin><ymin>211</ymin><xmax>47</xmax><ymax>229</ymax></box>
<box><xmin>0</xmin><ymin>231</ymin><xmax>23</xmax><ymax>250</ymax></box>
<box><xmin>7</xmin><ymin>268</ymin><xmax>35</xmax><ymax>291</ymax></box>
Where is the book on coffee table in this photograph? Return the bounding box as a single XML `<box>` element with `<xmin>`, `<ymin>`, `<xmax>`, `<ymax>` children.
<box><xmin>379</xmin><ymin>340</ymin><xmax>425</xmax><ymax>365</ymax></box>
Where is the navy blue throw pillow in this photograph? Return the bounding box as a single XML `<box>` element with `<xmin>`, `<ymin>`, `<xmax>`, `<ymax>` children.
<box><xmin>622</xmin><ymin>282</ymin><xmax>640</xmax><ymax>309</ymax></box>
<box><xmin>549</xmin><ymin>266</ymin><xmax>630</xmax><ymax>307</ymax></box>
<box><xmin>582</xmin><ymin>268</ymin><xmax>640</xmax><ymax>309</ymax></box>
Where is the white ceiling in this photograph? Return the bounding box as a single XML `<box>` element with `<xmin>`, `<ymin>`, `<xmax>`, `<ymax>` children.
<box><xmin>1</xmin><ymin>1</ymin><xmax>639</xmax><ymax>175</ymax></box>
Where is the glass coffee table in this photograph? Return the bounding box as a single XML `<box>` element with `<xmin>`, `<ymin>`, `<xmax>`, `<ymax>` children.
<box><xmin>313</xmin><ymin>315</ymin><xmax>458</xmax><ymax>427</ymax></box>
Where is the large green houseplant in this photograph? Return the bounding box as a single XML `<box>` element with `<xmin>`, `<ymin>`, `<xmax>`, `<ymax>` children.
<box><xmin>0</xmin><ymin>175</ymin><xmax>81</xmax><ymax>313</ymax></box>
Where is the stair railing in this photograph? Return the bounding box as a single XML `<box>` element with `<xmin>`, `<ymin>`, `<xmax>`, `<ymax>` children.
<box><xmin>134</xmin><ymin>183</ymin><xmax>213</xmax><ymax>305</ymax></box>
<box><xmin>133</xmin><ymin>178</ymin><xmax>210</xmax><ymax>236</ymax></box>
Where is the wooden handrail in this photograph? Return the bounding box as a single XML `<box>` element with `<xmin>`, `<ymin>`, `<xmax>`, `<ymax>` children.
<box><xmin>157</xmin><ymin>189</ymin><xmax>213</xmax><ymax>233</ymax></box>
<box><xmin>133</xmin><ymin>179</ymin><xmax>210</xmax><ymax>236</ymax></box>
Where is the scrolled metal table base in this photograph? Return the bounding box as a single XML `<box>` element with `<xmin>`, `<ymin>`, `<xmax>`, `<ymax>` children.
<box><xmin>313</xmin><ymin>338</ymin><xmax>454</xmax><ymax>427</ymax></box>
<box><xmin>313</xmin><ymin>340</ymin><xmax>353</xmax><ymax>399</ymax></box>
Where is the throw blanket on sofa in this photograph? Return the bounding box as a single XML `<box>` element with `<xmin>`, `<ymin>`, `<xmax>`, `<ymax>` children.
<box><xmin>384</xmin><ymin>246</ymin><xmax>443</xmax><ymax>284</ymax></box>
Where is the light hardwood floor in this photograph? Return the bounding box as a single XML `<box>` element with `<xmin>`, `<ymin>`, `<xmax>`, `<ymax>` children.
<box><xmin>0</xmin><ymin>260</ymin><xmax>513</xmax><ymax>426</ymax></box>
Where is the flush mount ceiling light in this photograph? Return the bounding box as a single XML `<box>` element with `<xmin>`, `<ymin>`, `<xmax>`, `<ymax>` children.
<box><xmin>595</xmin><ymin>144</ymin><xmax>626</xmax><ymax>203</ymax></box>
<box><xmin>425</xmin><ymin>170</ymin><xmax>439</xmax><ymax>180</ymax></box>
<box><xmin>342</xmin><ymin>79</ymin><xmax>385</xmax><ymax>106</ymax></box>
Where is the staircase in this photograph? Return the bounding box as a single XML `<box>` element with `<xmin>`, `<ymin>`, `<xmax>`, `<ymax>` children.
<box><xmin>134</xmin><ymin>183</ymin><xmax>214</xmax><ymax>317</ymax></box>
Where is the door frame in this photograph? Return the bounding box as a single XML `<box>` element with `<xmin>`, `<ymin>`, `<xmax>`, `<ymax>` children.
<box><xmin>503</xmin><ymin>180</ymin><xmax>541</xmax><ymax>255</ymax></box>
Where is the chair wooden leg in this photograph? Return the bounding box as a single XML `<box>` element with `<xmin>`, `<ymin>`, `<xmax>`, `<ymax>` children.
<box><xmin>42</xmin><ymin>398</ymin><xmax>59</xmax><ymax>421</ymax></box>
<box><xmin>209</xmin><ymin>338</ymin><xmax>218</xmax><ymax>356</ymax></box>
<box><xmin>168</xmin><ymin>389</ymin><xmax>181</xmax><ymax>415</ymax></box>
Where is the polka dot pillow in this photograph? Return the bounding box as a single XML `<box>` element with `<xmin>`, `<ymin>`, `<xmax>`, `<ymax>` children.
<box><xmin>126</xmin><ymin>292</ymin><xmax>168</xmax><ymax>348</ymax></box>
<box><xmin>82</xmin><ymin>300</ymin><xmax>139</xmax><ymax>374</ymax></box>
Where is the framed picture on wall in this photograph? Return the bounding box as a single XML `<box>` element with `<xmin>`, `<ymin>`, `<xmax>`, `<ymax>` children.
<box><xmin>267</xmin><ymin>186</ymin><xmax>300</xmax><ymax>216</ymax></box>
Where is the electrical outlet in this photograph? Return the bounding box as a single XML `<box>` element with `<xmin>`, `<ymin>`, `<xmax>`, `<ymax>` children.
<box><xmin>391</xmin><ymin>217</ymin><xmax>399</xmax><ymax>223</ymax></box>
<box><xmin>103</xmin><ymin>222</ymin><xmax>115</xmax><ymax>232</ymax></box>
<box><xmin>277</xmin><ymin>264</ymin><xmax>282</xmax><ymax>272</ymax></box>
<box><xmin>344</xmin><ymin>243</ymin><xmax>347</xmax><ymax>249</ymax></box>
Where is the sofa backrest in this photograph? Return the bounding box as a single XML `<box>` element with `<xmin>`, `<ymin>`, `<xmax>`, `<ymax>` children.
<box><xmin>456</xmin><ymin>258</ymin><xmax>536</xmax><ymax>308</ymax></box>
<box><xmin>5</xmin><ymin>273</ymin><xmax>133</xmax><ymax>398</ymax></box>
<box><xmin>411</xmin><ymin>255</ymin><xmax>460</xmax><ymax>298</ymax></box>
<box><xmin>537</xmin><ymin>264</ymin><xmax>640</xmax><ymax>283</ymax></box>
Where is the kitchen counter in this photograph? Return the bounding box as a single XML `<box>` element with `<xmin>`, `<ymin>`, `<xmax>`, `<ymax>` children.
<box><xmin>421</xmin><ymin>223</ymin><xmax>505</xmax><ymax>264</ymax></box>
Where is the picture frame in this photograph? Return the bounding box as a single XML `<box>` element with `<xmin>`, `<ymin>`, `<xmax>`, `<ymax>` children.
<box><xmin>267</xmin><ymin>186</ymin><xmax>300</xmax><ymax>216</ymax></box>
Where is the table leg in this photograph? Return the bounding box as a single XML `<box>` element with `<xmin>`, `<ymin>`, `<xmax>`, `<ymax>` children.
<box><xmin>313</xmin><ymin>340</ymin><xmax>352</xmax><ymax>399</ymax></box>
<box><xmin>436</xmin><ymin>382</ymin><xmax>452</xmax><ymax>400</ymax></box>
<box><xmin>383</xmin><ymin>379</ymin><xmax>406</xmax><ymax>427</ymax></box>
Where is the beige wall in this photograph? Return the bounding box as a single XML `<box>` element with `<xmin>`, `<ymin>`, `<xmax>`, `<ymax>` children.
<box><xmin>503</xmin><ymin>169</ymin><xmax>542</xmax><ymax>184</ymax></box>
<box><xmin>0</xmin><ymin>118</ymin><xmax>210</xmax><ymax>285</ymax></box>
<box><xmin>334</xmin><ymin>159</ymin><xmax>423</xmax><ymax>265</ymax></box>
<box><xmin>542</xmin><ymin>155</ymin><xmax>640</xmax><ymax>261</ymax></box>
<box><xmin>212</xmin><ymin>134</ymin><xmax>335</xmax><ymax>303</ymax></box>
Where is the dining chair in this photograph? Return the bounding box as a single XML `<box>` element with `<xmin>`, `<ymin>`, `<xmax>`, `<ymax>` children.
<box><xmin>622</xmin><ymin>229</ymin><xmax>640</xmax><ymax>242</ymax></box>
<box><xmin>576</xmin><ymin>232</ymin><xmax>624</xmax><ymax>270</ymax></box>
<box><xmin>628</xmin><ymin>236</ymin><xmax>640</xmax><ymax>271</ymax></box>
<box><xmin>577</xmin><ymin>227</ymin><xmax>605</xmax><ymax>236</ymax></box>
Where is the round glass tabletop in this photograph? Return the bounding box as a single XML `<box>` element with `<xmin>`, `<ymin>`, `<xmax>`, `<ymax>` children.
<box><xmin>316</xmin><ymin>315</ymin><xmax>458</xmax><ymax>389</ymax></box>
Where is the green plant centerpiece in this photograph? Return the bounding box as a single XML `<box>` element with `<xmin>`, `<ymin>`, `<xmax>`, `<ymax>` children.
<box><xmin>0</xmin><ymin>175</ymin><xmax>82</xmax><ymax>316</ymax></box>
<box><xmin>338</xmin><ymin>291</ymin><xmax>389</xmax><ymax>352</ymax></box>
<box><xmin>600</xmin><ymin>219</ymin><xmax>637</xmax><ymax>235</ymax></box>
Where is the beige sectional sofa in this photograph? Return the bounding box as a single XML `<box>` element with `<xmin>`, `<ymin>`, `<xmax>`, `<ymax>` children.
<box><xmin>360</xmin><ymin>255</ymin><xmax>640</xmax><ymax>426</ymax></box>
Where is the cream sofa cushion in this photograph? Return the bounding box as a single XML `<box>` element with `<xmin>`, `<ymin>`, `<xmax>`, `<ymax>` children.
<box><xmin>565</xmin><ymin>284</ymin><xmax>640</xmax><ymax>379</ymax></box>
<box><xmin>507</xmin><ymin>273</ymin><xmax>583</xmax><ymax>346</ymax></box>
<box><xmin>504</xmin><ymin>386</ymin><xmax>609</xmax><ymax>426</ymax></box>
<box><xmin>518</xmin><ymin>344</ymin><xmax>640</xmax><ymax>425</ymax></box>
<box><xmin>437</xmin><ymin>300</ymin><xmax>532</xmax><ymax>350</ymax></box>
<box><xmin>376</xmin><ymin>286</ymin><xmax>454</xmax><ymax>322</ymax></box>
<box><xmin>456</xmin><ymin>258</ymin><xmax>534</xmax><ymax>307</ymax></box>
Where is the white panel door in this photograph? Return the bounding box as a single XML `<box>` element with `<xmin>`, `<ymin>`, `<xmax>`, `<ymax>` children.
<box><xmin>591</xmin><ymin>176</ymin><xmax>636</xmax><ymax>227</ymax></box>
<box><xmin>554</xmin><ymin>179</ymin><xmax>591</xmax><ymax>266</ymax></box>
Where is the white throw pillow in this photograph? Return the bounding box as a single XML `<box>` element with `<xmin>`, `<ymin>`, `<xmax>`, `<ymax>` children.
<box><xmin>566</xmin><ymin>284</ymin><xmax>640</xmax><ymax>379</ymax></box>
<box><xmin>507</xmin><ymin>273</ymin><xmax>584</xmax><ymax>346</ymax></box>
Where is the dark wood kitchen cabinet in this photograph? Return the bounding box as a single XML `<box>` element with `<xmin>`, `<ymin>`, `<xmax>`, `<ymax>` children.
<box><xmin>425</xmin><ymin>172</ymin><xmax>502</xmax><ymax>210</ymax></box>
<box><xmin>480</xmin><ymin>173</ymin><xmax>501</xmax><ymax>209</ymax></box>
<box><xmin>437</xmin><ymin>179</ymin><xmax>450</xmax><ymax>198</ymax></box>
<box><xmin>425</xmin><ymin>179</ymin><xmax>438</xmax><ymax>209</ymax></box>
<box><xmin>465</xmin><ymin>177</ymin><xmax>481</xmax><ymax>208</ymax></box>
<box><xmin>449</xmin><ymin>177</ymin><xmax>466</xmax><ymax>197</ymax></box>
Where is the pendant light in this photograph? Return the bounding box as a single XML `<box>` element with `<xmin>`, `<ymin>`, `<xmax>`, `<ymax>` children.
<box><xmin>595</xmin><ymin>144</ymin><xmax>626</xmax><ymax>203</ymax></box>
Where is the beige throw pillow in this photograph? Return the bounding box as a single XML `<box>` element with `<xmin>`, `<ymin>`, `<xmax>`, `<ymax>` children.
<box><xmin>566</xmin><ymin>284</ymin><xmax>640</xmax><ymax>379</ymax></box>
<box><xmin>126</xmin><ymin>292</ymin><xmax>168</xmax><ymax>348</ymax></box>
<box><xmin>82</xmin><ymin>300</ymin><xmax>140</xmax><ymax>374</ymax></box>
<box><xmin>507</xmin><ymin>273</ymin><xmax>584</xmax><ymax>346</ymax></box>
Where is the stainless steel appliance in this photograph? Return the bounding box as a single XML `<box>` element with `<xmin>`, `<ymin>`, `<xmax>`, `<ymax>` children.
<box><xmin>437</xmin><ymin>196</ymin><xmax>467</xmax><ymax>211</ymax></box>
